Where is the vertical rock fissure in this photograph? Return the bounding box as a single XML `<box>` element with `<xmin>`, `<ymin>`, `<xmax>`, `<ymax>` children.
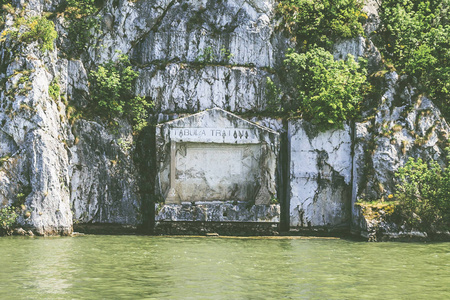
<box><xmin>134</xmin><ymin>116</ymin><xmax>158</xmax><ymax>234</ymax></box>
<box><xmin>279</xmin><ymin>119</ymin><xmax>290</xmax><ymax>231</ymax></box>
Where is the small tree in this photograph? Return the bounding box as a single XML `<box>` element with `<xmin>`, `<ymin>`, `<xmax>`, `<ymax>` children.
<box><xmin>89</xmin><ymin>54</ymin><xmax>152</xmax><ymax>133</ymax></box>
<box><xmin>21</xmin><ymin>17</ymin><xmax>57</xmax><ymax>52</ymax></box>
<box><xmin>284</xmin><ymin>47</ymin><xmax>367</xmax><ymax>130</ymax></box>
<box><xmin>65</xmin><ymin>0</ymin><xmax>100</xmax><ymax>55</ymax></box>
<box><xmin>0</xmin><ymin>206</ymin><xmax>18</xmax><ymax>235</ymax></box>
<box><xmin>276</xmin><ymin>0</ymin><xmax>365</xmax><ymax>50</ymax></box>
<box><xmin>395</xmin><ymin>157</ymin><xmax>450</xmax><ymax>231</ymax></box>
<box><xmin>378</xmin><ymin>0</ymin><xmax>450</xmax><ymax>116</ymax></box>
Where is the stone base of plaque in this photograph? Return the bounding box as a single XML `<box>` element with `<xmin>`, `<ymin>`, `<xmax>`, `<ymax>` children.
<box><xmin>155</xmin><ymin>202</ymin><xmax>280</xmax><ymax>223</ymax></box>
<box><xmin>154</xmin><ymin>221</ymin><xmax>280</xmax><ymax>236</ymax></box>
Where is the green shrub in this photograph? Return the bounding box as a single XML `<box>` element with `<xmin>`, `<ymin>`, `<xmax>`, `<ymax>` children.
<box><xmin>65</xmin><ymin>0</ymin><xmax>101</xmax><ymax>55</ymax></box>
<box><xmin>0</xmin><ymin>206</ymin><xmax>18</xmax><ymax>234</ymax></box>
<box><xmin>265</xmin><ymin>77</ymin><xmax>283</xmax><ymax>113</ymax></box>
<box><xmin>1</xmin><ymin>15</ymin><xmax>57</xmax><ymax>52</ymax></box>
<box><xmin>195</xmin><ymin>46</ymin><xmax>216</xmax><ymax>64</ymax></box>
<box><xmin>395</xmin><ymin>157</ymin><xmax>450</xmax><ymax>231</ymax></box>
<box><xmin>48</xmin><ymin>78</ymin><xmax>60</xmax><ymax>101</ymax></box>
<box><xmin>220</xmin><ymin>46</ymin><xmax>234</xmax><ymax>63</ymax></box>
<box><xmin>89</xmin><ymin>54</ymin><xmax>152</xmax><ymax>133</ymax></box>
<box><xmin>21</xmin><ymin>17</ymin><xmax>57</xmax><ymax>52</ymax></box>
<box><xmin>0</xmin><ymin>1</ymin><xmax>12</xmax><ymax>29</ymax></box>
<box><xmin>128</xmin><ymin>95</ymin><xmax>153</xmax><ymax>133</ymax></box>
<box><xmin>65</xmin><ymin>0</ymin><xmax>97</xmax><ymax>17</ymax></box>
<box><xmin>0</xmin><ymin>154</ymin><xmax>11</xmax><ymax>167</ymax></box>
<box><xmin>284</xmin><ymin>47</ymin><xmax>368</xmax><ymax>130</ymax></box>
<box><xmin>194</xmin><ymin>46</ymin><xmax>234</xmax><ymax>65</ymax></box>
<box><xmin>0</xmin><ymin>0</ymin><xmax>11</xmax><ymax>6</ymax></box>
<box><xmin>276</xmin><ymin>0</ymin><xmax>366</xmax><ymax>50</ymax></box>
<box><xmin>378</xmin><ymin>0</ymin><xmax>450</xmax><ymax>115</ymax></box>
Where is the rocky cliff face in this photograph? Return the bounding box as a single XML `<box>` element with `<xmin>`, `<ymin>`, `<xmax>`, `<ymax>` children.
<box><xmin>0</xmin><ymin>0</ymin><xmax>284</xmax><ymax>235</ymax></box>
<box><xmin>289</xmin><ymin>121</ymin><xmax>352</xmax><ymax>229</ymax></box>
<box><xmin>1</xmin><ymin>0</ymin><xmax>448</xmax><ymax>236</ymax></box>
<box><xmin>351</xmin><ymin>73</ymin><xmax>450</xmax><ymax>239</ymax></box>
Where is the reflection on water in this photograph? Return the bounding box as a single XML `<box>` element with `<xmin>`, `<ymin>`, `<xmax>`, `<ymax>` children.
<box><xmin>0</xmin><ymin>236</ymin><xmax>449</xmax><ymax>299</ymax></box>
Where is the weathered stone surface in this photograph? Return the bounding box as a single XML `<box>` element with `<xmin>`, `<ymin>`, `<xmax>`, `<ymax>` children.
<box><xmin>154</xmin><ymin>220</ymin><xmax>280</xmax><ymax>236</ymax></box>
<box><xmin>89</xmin><ymin>0</ymin><xmax>285</xmax><ymax>114</ymax></box>
<box><xmin>248</xmin><ymin>117</ymin><xmax>284</xmax><ymax>133</ymax></box>
<box><xmin>2</xmin><ymin>0</ymin><xmax>450</xmax><ymax>237</ymax></box>
<box><xmin>289</xmin><ymin>120</ymin><xmax>352</xmax><ymax>229</ymax></box>
<box><xmin>333</xmin><ymin>36</ymin><xmax>382</xmax><ymax>72</ymax></box>
<box><xmin>65</xmin><ymin>60</ymin><xmax>89</xmax><ymax>108</ymax></box>
<box><xmin>0</xmin><ymin>36</ymin><xmax>73</xmax><ymax>234</ymax></box>
<box><xmin>156</xmin><ymin>202</ymin><xmax>280</xmax><ymax>222</ymax></box>
<box><xmin>1</xmin><ymin>0</ymin><xmax>287</xmax><ymax>234</ymax></box>
<box><xmin>0</xmin><ymin>7</ymin><xmax>142</xmax><ymax>234</ymax></box>
<box><xmin>351</xmin><ymin>72</ymin><xmax>450</xmax><ymax>238</ymax></box>
<box><xmin>135</xmin><ymin>64</ymin><xmax>272</xmax><ymax>113</ymax></box>
<box><xmin>353</xmin><ymin>204</ymin><xmax>450</xmax><ymax>242</ymax></box>
<box><xmin>131</xmin><ymin>0</ymin><xmax>278</xmax><ymax>68</ymax></box>
<box><xmin>352</xmin><ymin>72</ymin><xmax>450</xmax><ymax>206</ymax></box>
<box><xmin>156</xmin><ymin>108</ymin><xmax>279</xmax><ymax>207</ymax></box>
<box><xmin>69</xmin><ymin>119</ymin><xmax>141</xmax><ymax>225</ymax></box>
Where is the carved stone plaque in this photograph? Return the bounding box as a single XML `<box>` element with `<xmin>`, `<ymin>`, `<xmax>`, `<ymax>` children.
<box><xmin>174</xmin><ymin>143</ymin><xmax>260</xmax><ymax>202</ymax></box>
<box><xmin>156</xmin><ymin>108</ymin><xmax>279</xmax><ymax>205</ymax></box>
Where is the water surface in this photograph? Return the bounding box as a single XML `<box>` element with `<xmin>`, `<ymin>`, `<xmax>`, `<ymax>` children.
<box><xmin>0</xmin><ymin>235</ymin><xmax>448</xmax><ymax>299</ymax></box>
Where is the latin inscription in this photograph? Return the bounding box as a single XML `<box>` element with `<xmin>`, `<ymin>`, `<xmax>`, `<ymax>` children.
<box><xmin>170</xmin><ymin>127</ymin><xmax>259</xmax><ymax>143</ymax></box>
<box><xmin>173</xmin><ymin>144</ymin><xmax>259</xmax><ymax>202</ymax></box>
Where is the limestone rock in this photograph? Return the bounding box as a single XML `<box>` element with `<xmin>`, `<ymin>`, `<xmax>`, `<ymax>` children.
<box><xmin>156</xmin><ymin>202</ymin><xmax>280</xmax><ymax>222</ymax></box>
<box><xmin>136</xmin><ymin>64</ymin><xmax>272</xmax><ymax>113</ymax></box>
<box><xmin>70</xmin><ymin>119</ymin><xmax>141</xmax><ymax>225</ymax></box>
<box><xmin>1</xmin><ymin>0</ymin><xmax>450</xmax><ymax>237</ymax></box>
<box><xmin>353</xmin><ymin>72</ymin><xmax>450</xmax><ymax>206</ymax></box>
<box><xmin>289</xmin><ymin>120</ymin><xmax>352</xmax><ymax>228</ymax></box>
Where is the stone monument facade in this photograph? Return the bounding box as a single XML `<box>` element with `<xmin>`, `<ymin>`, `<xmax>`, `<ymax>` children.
<box><xmin>155</xmin><ymin>108</ymin><xmax>280</xmax><ymax>224</ymax></box>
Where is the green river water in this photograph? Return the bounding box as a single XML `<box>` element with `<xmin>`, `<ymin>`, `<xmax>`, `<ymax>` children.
<box><xmin>0</xmin><ymin>235</ymin><xmax>448</xmax><ymax>299</ymax></box>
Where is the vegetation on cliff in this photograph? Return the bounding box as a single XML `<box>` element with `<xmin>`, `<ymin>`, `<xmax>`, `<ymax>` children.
<box><xmin>64</xmin><ymin>0</ymin><xmax>101</xmax><ymax>56</ymax></box>
<box><xmin>269</xmin><ymin>0</ymin><xmax>368</xmax><ymax>130</ymax></box>
<box><xmin>394</xmin><ymin>156</ymin><xmax>450</xmax><ymax>232</ymax></box>
<box><xmin>378</xmin><ymin>0</ymin><xmax>450</xmax><ymax>116</ymax></box>
<box><xmin>0</xmin><ymin>10</ymin><xmax>57</xmax><ymax>52</ymax></box>
<box><xmin>89</xmin><ymin>54</ymin><xmax>152</xmax><ymax>133</ymax></box>
<box><xmin>283</xmin><ymin>48</ymin><xmax>368</xmax><ymax>131</ymax></box>
<box><xmin>276</xmin><ymin>0</ymin><xmax>366</xmax><ymax>50</ymax></box>
<box><xmin>0</xmin><ymin>206</ymin><xmax>18</xmax><ymax>235</ymax></box>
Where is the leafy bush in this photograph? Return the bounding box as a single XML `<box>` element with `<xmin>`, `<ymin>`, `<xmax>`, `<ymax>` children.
<box><xmin>378</xmin><ymin>0</ymin><xmax>450</xmax><ymax>115</ymax></box>
<box><xmin>0</xmin><ymin>1</ymin><xmax>12</xmax><ymax>29</ymax></box>
<box><xmin>89</xmin><ymin>54</ymin><xmax>152</xmax><ymax>132</ymax></box>
<box><xmin>195</xmin><ymin>46</ymin><xmax>216</xmax><ymax>64</ymax></box>
<box><xmin>20</xmin><ymin>17</ymin><xmax>57</xmax><ymax>52</ymax></box>
<box><xmin>283</xmin><ymin>47</ymin><xmax>368</xmax><ymax>130</ymax></box>
<box><xmin>1</xmin><ymin>15</ymin><xmax>57</xmax><ymax>52</ymax></box>
<box><xmin>48</xmin><ymin>78</ymin><xmax>60</xmax><ymax>101</ymax></box>
<box><xmin>0</xmin><ymin>0</ymin><xmax>11</xmax><ymax>6</ymax></box>
<box><xmin>395</xmin><ymin>157</ymin><xmax>450</xmax><ymax>231</ymax></box>
<box><xmin>65</xmin><ymin>0</ymin><xmax>97</xmax><ymax>17</ymax></box>
<box><xmin>128</xmin><ymin>95</ymin><xmax>152</xmax><ymax>133</ymax></box>
<box><xmin>276</xmin><ymin>0</ymin><xmax>366</xmax><ymax>49</ymax></box>
<box><xmin>0</xmin><ymin>206</ymin><xmax>18</xmax><ymax>234</ymax></box>
<box><xmin>64</xmin><ymin>0</ymin><xmax>101</xmax><ymax>55</ymax></box>
<box><xmin>265</xmin><ymin>77</ymin><xmax>282</xmax><ymax>113</ymax></box>
<box><xmin>195</xmin><ymin>46</ymin><xmax>234</xmax><ymax>65</ymax></box>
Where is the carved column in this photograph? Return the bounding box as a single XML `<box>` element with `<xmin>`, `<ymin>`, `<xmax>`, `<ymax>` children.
<box><xmin>165</xmin><ymin>141</ymin><xmax>179</xmax><ymax>204</ymax></box>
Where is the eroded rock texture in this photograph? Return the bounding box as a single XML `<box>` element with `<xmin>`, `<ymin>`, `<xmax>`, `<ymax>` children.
<box><xmin>0</xmin><ymin>0</ymin><xmax>282</xmax><ymax>234</ymax></box>
<box><xmin>351</xmin><ymin>72</ymin><xmax>450</xmax><ymax>234</ymax></box>
<box><xmin>0</xmin><ymin>0</ymin><xmax>449</xmax><ymax>236</ymax></box>
<box><xmin>289</xmin><ymin>120</ymin><xmax>352</xmax><ymax>229</ymax></box>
